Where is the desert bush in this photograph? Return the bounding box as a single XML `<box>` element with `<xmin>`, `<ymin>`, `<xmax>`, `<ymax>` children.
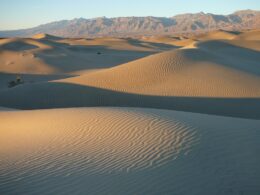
<box><xmin>8</xmin><ymin>76</ymin><xmax>24</xmax><ymax>88</ymax></box>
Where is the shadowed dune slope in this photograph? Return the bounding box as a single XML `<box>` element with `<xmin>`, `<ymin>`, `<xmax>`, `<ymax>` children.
<box><xmin>0</xmin><ymin>107</ymin><xmax>17</xmax><ymax>111</ymax></box>
<box><xmin>0</xmin><ymin>107</ymin><xmax>259</xmax><ymax>195</ymax></box>
<box><xmin>0</xmin><ymin>73</ymin><xmax>70</xmax><ymax>90</ymax></box>
<box><xmin>0</xmin><ymin>82</ymin><xmax>260</xmax><ymax>119</ymax></box>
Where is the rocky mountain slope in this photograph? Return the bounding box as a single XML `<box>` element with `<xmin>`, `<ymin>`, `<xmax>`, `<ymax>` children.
<box><xmin>0</xmin><ymin>10</ymin><xmax>259</xmax><ymax>38</ymax></box>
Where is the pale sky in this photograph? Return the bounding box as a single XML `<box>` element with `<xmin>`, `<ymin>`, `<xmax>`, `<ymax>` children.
<box><xmin>0</xmin><ymin>0</ymin><xmax>259</xmax><ymax>30</ymax></box>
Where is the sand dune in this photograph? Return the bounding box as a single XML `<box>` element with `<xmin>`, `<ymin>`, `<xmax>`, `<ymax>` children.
<box><xmin>140</xmin><ymin>35</ymin><xmax>197</xmax><ymax>48</ymax></box>
<box><xmin>0</xmin><ymin>37</ymin><xmax>51</xmax><ymax>50</ymax></box>
<box><xmin>59</xmin><ymin>40</ymin><xmax>260</xmax><ymax>97</ymax></box>
<box><xmin>234</xmin><ymin>29</ymin><xmax>260</xmax><ymax>40</ymax></box>
<box><xmin>194</xmin><ymin>30</ymin><xmax>239</xmax><ymax>40</ymax></box>
<box><xmin>0</xmin><ymin>35</ymin><xmax>166</xmax><ymax>75</ymax></box>
<box><xmin>0</xmin><ymin>37</ymin><xmax>259</xmax><ymax>118</ymax></box>
<box><xmin>2</xmin><ymin>39</ymin><xmax>257</xmax><ymax>98</ymax></box>
<box><xmin>1</xmin><ymin>31</ymin><xmax>257</xmax><ymax>75</ymax></box>
<box><xmin>141</xmin><ymin>35</ymin><xmax>181</xmax><ymax>43</ymax></box>
<box><xmin>32</xmin><ymin>33</ymin><xmax>62</xmax><ymax>40</ymax></box>
<box><xmin>0</xmin><ymin>38</ymin><xmax>55</xmax><ymax>74</ymax></box>
<box><xmin>60</xmin><ymin>36</ymin><xmax>177</xmax><ymax>52</ymax></box>
<box><xmin>0</xmin><ymin>107</ymin><xmax>259</xmax><ymax>195</ymax></box>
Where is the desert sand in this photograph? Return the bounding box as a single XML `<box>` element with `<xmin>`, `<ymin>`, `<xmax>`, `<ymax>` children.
<box><xmin>0</xmin><ymin>30</ymin><xmax>260</xmax><ymax>194</ymax></box>
<box><xmin>1</xmin><ymin>107</ymin><xmax>260</xmax><ymax>195</ymax></box>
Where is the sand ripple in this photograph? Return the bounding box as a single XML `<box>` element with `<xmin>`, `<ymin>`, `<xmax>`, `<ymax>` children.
<box><xmin>0</xmin><ymin>107</ymin><xmax>259</xmax><ymax>194</ymax></box>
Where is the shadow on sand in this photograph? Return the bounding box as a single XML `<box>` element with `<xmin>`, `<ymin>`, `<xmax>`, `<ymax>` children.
<box><xmin>0</xmin><ymin>82</ymin><xmax>259</xmax><ymax>119</ymax></box>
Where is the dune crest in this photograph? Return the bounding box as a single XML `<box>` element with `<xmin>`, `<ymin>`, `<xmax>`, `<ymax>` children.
<box><xmin>32</xmin><ymin>33</ymin><xmax>61</xmax><ymax>40</ymax></box>
<box><xmin>195</xmin><ymin>30</ymin><xmax>239</xmax><ymax>40</ymax></box>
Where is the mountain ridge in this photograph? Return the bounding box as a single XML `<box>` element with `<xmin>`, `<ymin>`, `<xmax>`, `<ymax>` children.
<box><xmin>0</xmin><ymin>10</ymin><xmax>259</xmax><ymax>38</ymax></box>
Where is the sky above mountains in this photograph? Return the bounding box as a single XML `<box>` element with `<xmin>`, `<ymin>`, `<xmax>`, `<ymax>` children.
<box><xmin>1</xmin><ymin>0</ymin><xmax>260</xmax><ymax>30</ymax></box>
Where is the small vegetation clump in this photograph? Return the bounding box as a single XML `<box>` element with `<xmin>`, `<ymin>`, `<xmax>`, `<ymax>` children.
<box><xmin>8</xmin><ymin>76</ymin><xmax>24</xmax><ymax>88</ymax></box>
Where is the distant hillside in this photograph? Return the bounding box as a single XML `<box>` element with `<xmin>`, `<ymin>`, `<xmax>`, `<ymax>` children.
<box><xmin>0</xmin><ymin>10</ymin><xmax>259</xmax><ymax>37</ymax></box>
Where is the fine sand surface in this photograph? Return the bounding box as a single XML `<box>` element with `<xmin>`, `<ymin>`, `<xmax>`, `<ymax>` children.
<box><xmin>0</xmin><ymin>30</ymin><xmax>260</xmax><ymax>194</ymax></box>
<box><xmin>0</xmin><ymin>107</ymin><xmax>260</xmax><ymax>195</ymax></box>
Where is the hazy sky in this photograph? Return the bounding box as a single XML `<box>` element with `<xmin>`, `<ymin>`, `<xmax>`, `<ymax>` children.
<box><xmin>0</xmin><ymin>0</ymin><xmax>259</xmax><ymax>30</ymax></box>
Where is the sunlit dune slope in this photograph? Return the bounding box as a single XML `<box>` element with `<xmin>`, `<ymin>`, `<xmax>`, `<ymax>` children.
<box><xmin>0</xmin><ymin>38</ymin><xmax>55</xmax><ymax>74</ymax></box>
<box><xmin>59</xmin><ymin>40</ymin><xmax>260</xmax><ymax>97</ymax></box>
<box><xmin>32</xmin><ymin>33</ymin><xmax>62</xmax><ymax>40</ymax></box>
<box><xmin>234</xmin><ymin>29</ymin><xmax>260</xmax><ymax>41</ymax></box>
<box><xmin>194</xmin><ymin>30</ymin><xmax>239</xmax><ymax>40</ymax></box>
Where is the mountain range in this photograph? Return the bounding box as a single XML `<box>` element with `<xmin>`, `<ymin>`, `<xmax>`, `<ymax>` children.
<box><xmin>0</xmin><ymin>10</ymin><xmax>259</xmax><ymax>38</ymax></box>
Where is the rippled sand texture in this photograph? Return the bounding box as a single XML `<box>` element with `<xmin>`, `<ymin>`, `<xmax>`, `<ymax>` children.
<box><xmin>0</xmin><ymin>108</ymin><xmax>260</xmax><ymax>195</ymax></box>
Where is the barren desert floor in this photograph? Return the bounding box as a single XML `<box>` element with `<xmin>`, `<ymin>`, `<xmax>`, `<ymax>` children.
<box><xmin>0</xmin><ymin>30</ymin><xmax>260</xmax><ymax>195</ymax></box>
